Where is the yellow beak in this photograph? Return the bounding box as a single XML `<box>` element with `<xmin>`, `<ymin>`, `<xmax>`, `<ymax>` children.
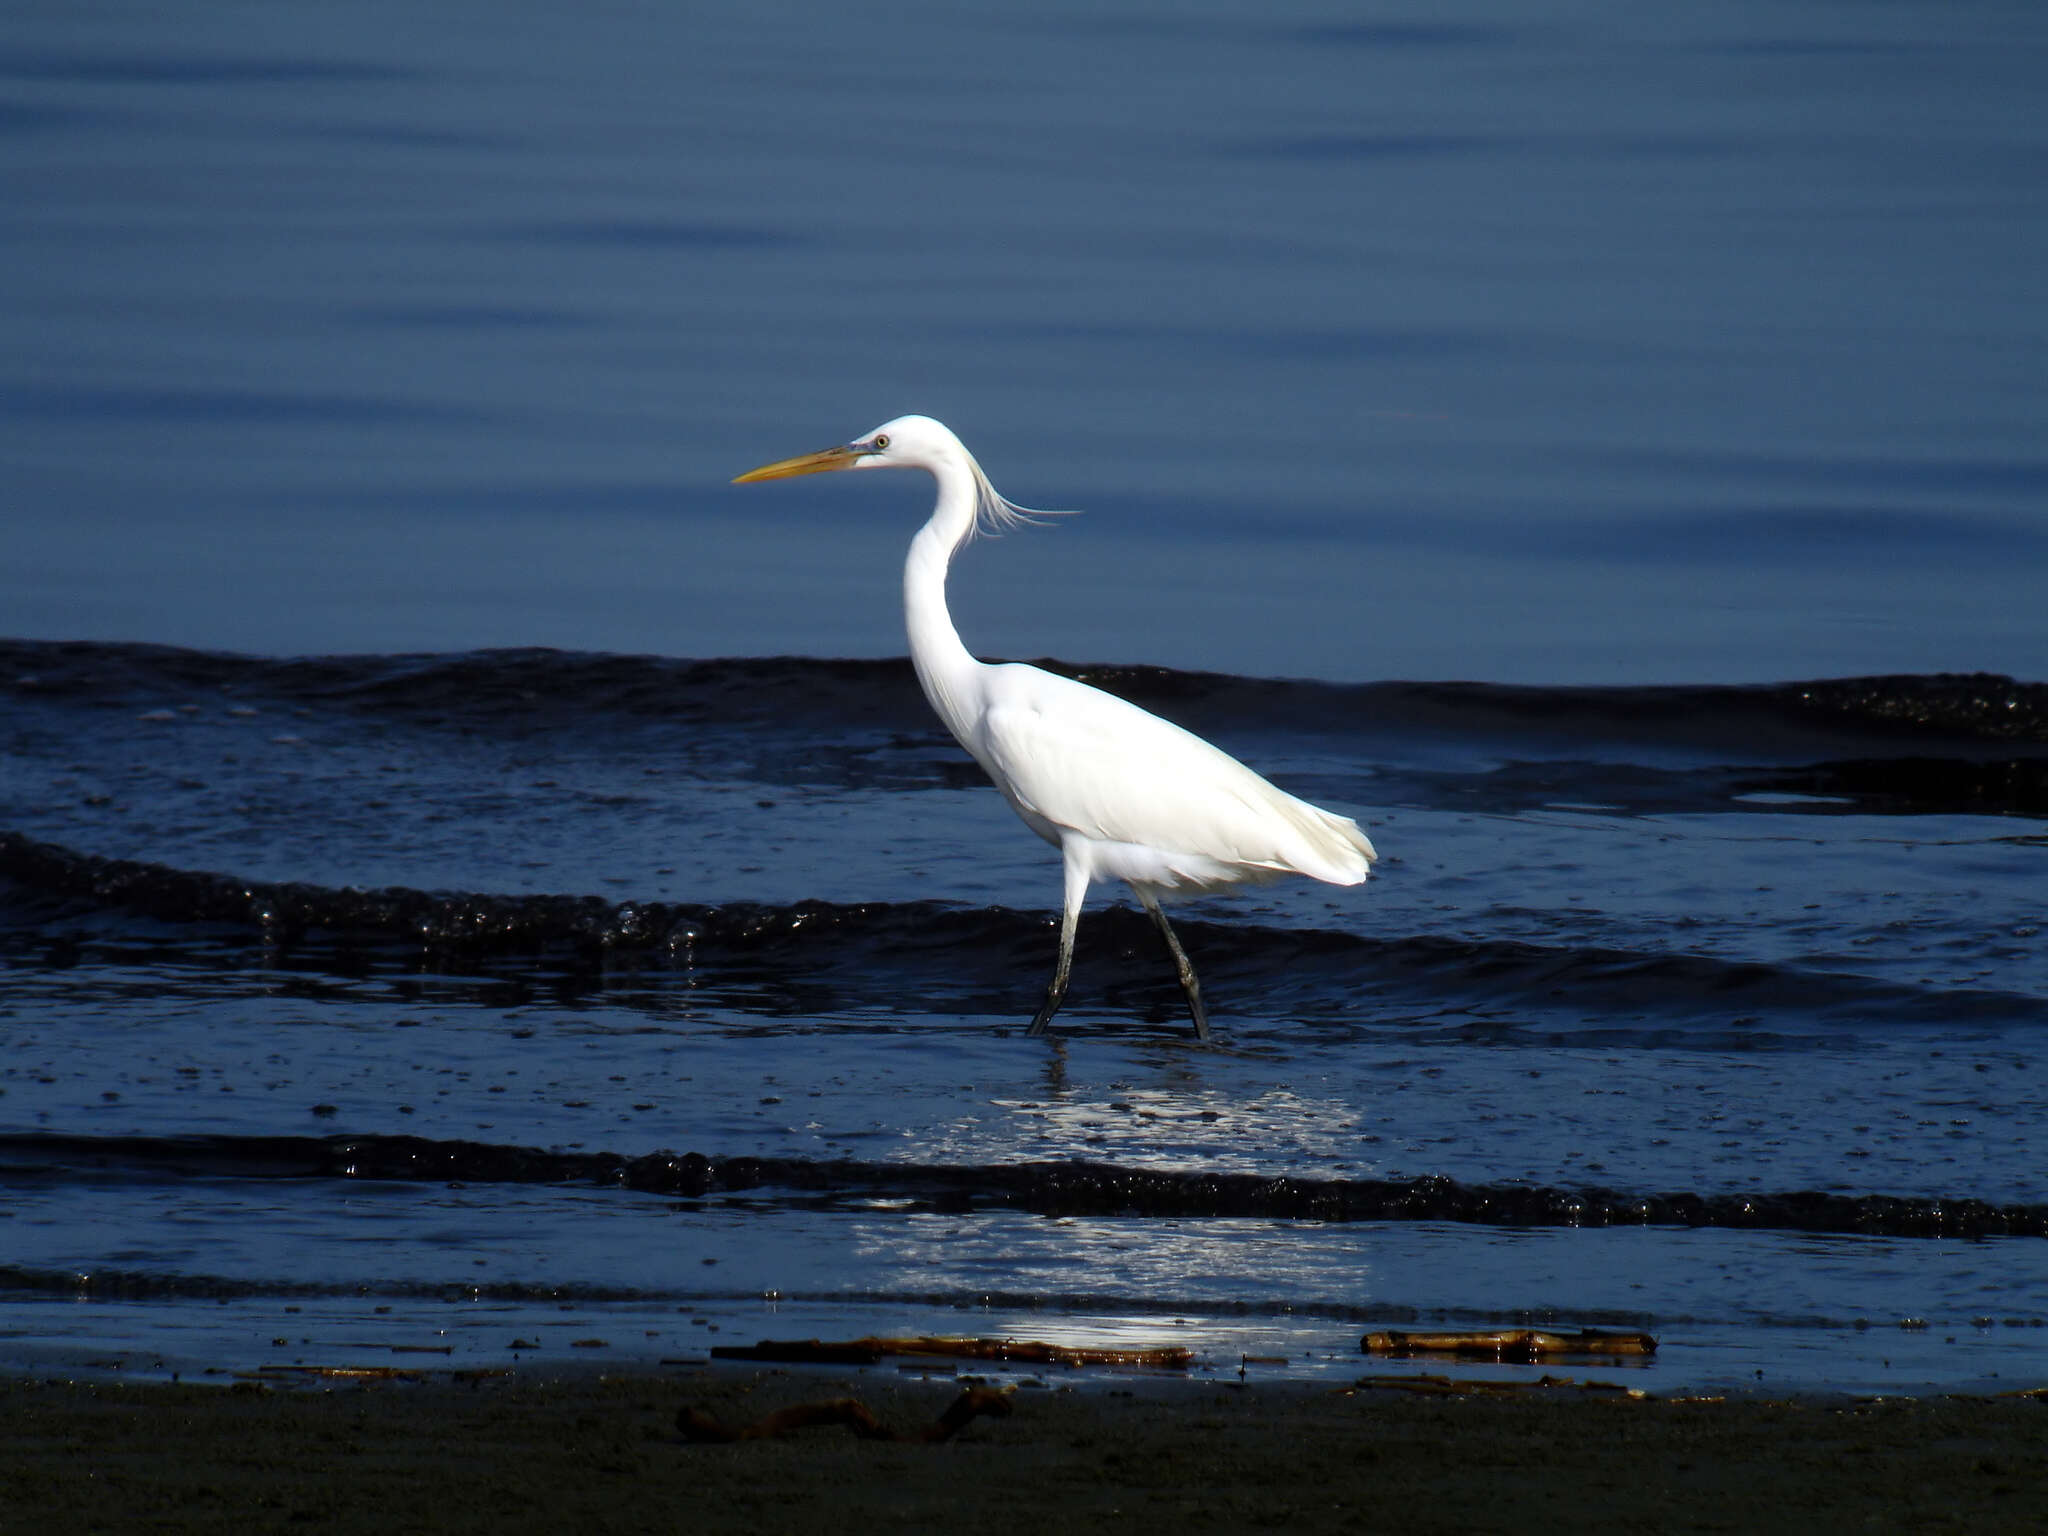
<box><xmin>732</xmin><ymin>443</ymin><xmax>861</xmax><ymax>484</ymax></box>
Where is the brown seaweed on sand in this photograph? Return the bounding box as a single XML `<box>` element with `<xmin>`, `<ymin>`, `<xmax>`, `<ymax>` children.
<box><xmin>1362</xmin><ymin>1327</ymin><xmax>1656</xmax><ymax>1361</ymax></box>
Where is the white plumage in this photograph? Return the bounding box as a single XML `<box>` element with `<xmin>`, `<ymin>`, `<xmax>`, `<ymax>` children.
<box><xmin>735</xmin><ymin>414</ymin><xmax>1376</xmax><ymax>1041</ymax></box>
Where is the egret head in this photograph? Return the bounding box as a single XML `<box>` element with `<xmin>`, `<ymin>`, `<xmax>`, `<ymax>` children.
<box><xmin>734</xmin><ymin>415</ymin><xmax>1066</xmax><ymax>537</ymax></box>
<box><xmin>733</xmin><ymin>414</ymin><xmax>951</xmax><ymax>483</ymax></box>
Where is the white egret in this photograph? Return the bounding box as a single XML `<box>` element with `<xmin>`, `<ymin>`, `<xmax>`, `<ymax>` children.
<box><xmin>735</xmin><ymin>415</ymin><xmax>1376</xmax><ymax>1042</ymax></box>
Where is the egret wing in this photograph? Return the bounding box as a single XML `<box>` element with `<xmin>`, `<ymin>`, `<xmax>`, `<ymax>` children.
<box><xmin>976</xmin><ymin>667</ymin><xmax>1371</xmax><ymax>885</ymax></box>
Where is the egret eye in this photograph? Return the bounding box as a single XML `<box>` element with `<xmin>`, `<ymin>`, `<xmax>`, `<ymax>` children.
<box><xmin>871</xmin><ymin>434</ymin><xmax>890</xmax><ymax>450</ymax></box>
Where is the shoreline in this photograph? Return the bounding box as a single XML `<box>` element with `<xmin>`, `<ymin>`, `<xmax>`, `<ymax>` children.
<box><xmin>7</xmin><ymin>1366</ymin><xmax>2045</xmax><ymax>1533</ymax></box>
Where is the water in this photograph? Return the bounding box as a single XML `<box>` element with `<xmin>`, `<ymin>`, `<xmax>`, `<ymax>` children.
<box><xmin>4</xmin><ymin>1</ymin><xmax>2045</xmax><ymax>680</ymax></box>
<box><xmin>4</xmin><ymin>647</ymin><xmax>2045</xmax><ymax>1392</ymax></box>
<box><xmin>2</xmin><ymin>1</ymin><xmax>2046</xmax><ymax>1394</ymax></box>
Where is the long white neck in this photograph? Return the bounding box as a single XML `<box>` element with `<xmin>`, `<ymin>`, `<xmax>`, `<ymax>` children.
<box><xmin>903</xmin><ymin>447</ymin><xmax>988</xmax><ymax>757</ymax></box>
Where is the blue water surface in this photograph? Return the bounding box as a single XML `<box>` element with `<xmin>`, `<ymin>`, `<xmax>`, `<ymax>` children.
<box><xmin>3</xmin><ymin>0</ymin><xmax>2044</xmax><ymax>682</ymax></box>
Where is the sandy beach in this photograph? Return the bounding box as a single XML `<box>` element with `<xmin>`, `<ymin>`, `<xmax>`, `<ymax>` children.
<box><xmin>4</xmin><ymin>1367</ymin><xmax>2044</xmax><ymax>1533</ymax></box>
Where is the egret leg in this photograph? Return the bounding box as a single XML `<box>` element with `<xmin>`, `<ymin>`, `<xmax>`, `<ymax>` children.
<box><xmin>1027</xmin><ymin>851</ymin><xmax>1090</xmax><ymax>1037</ymax></box>
<box><xmin>1134</xmin><ymin>886</ymin><xmax>1211</xmax><ymax>1044</ymax></box>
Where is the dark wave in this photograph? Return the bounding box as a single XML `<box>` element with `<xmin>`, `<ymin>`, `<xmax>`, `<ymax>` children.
<box><xmin>0</xmin><ymin>1266</ymin><xmax>1643</xmax><ymax>1333</ymax></box>
<box><xmin>2</xmin><ymin>1132</ymin><xmax>2040</xmax><ymax>1240</ymax></box>
<box><xmin>0</xmin><ymin>1265</ymin><xmax>1776</xmax><ymax>1334</ymax></box>
<box><xmin>12</xmin><ymin>640</ymin><xmax>2045</xmax><ymax>819</ymax></box>
<box><xmin>2</xmin><ymin>640</ymin><xmax>935</xmax><ymax>734</ymax></box>
<box><xmin>7</xmin><ymin>832</ymin><xmax>2042</xmax><ymax>1029</ymax></box>
<box><xmin>7</xmin><ymin>638</ymin><xmax>2046</xmax><ymax>745</ymax></box>
<box><xmin>0</xmin><ymin>1265</ymin><xmax>1961</xmax><ymax>1337</ymax></box>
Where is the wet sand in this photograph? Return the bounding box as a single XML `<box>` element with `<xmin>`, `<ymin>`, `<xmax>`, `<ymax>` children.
<box><xmin>4</xmin><ymin>1368</ymin><xmax>2045</xmax><ymax>1533</ymax></box>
